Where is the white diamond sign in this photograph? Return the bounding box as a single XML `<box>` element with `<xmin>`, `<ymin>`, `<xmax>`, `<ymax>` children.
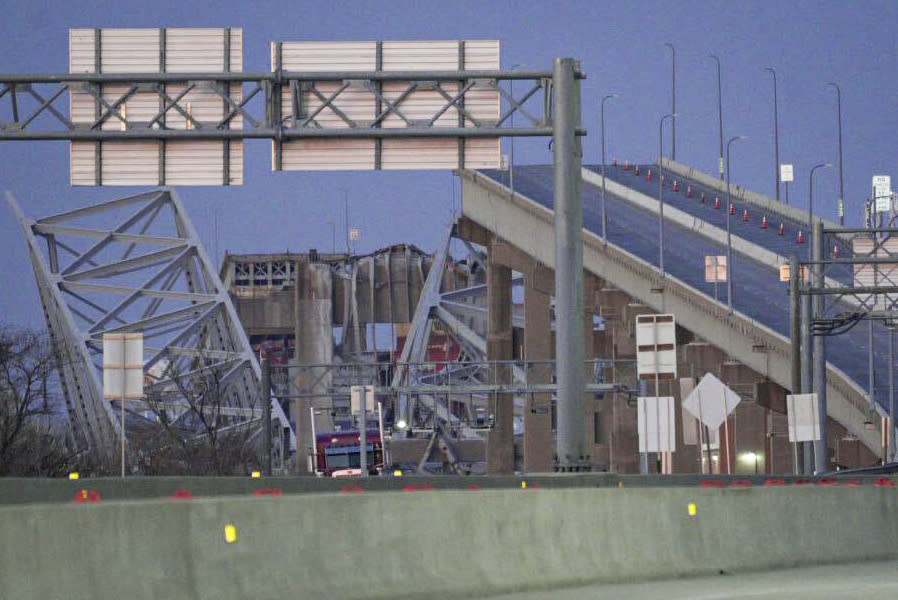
<box><xmin>682</xmin><ymin>372</ymin><xmax>740</xmax><ymax>430</ymax></box>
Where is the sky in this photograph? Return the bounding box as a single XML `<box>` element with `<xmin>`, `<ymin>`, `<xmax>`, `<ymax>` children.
<box><xmin>2</xmin><ymin>0</ymin><xmax>898</xmax><ymax>330</ymax></box>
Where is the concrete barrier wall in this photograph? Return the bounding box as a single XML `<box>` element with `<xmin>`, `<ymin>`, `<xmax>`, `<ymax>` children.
<box><xmin>2</xmin><ymin>486</ymin><xmax>897</xmax><ymax>600</ymax></box>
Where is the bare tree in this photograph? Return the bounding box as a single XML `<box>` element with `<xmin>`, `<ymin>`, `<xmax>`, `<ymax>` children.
<box><xmin>137</xmin><ymin>352</ymin><xmax>260</xmax><ymax>475</ymax></box>
<box><xmin>0</xmin><ymin>327</ymin><xmax>78</xmax><ymax>476</ymax></box>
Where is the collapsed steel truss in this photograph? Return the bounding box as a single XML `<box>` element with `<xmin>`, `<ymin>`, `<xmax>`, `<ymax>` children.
<box><xmin>6</xmin><ymin>189</ymin><xmax>287</xmax><ymax>462</ymax></box>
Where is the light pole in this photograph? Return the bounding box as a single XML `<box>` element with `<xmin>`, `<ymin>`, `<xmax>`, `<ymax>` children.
<box><xmin>725</xmin><ymin>135</ymin><xmax>746</xmax><ymax>313</ymax></box>
<box><xmin>709</xmin><ymin>54</ymin><xmax>724</xmax><ymax>180</ymax></box>
<box><xmin>659</xmin><ymin>112</ymin><xmax>676</xmax><ymax>275</ymax></box>
<box><xmin>509</xmin><ymin>63</ymin><xmax>520</xmax><ymax>192</ymax></box>
<box><xmin>827</xmin><ymin>82</ymin><xmax>845</xmax><ymax>225</ymax></box>
<box><xmin>665</xmin><ymin>43</ymin><xmax>676</xmax><ymax>160</ymax></box>
<box><xmin>343</xmin><ymin>189</ymin><xmax>350</xmax><ymax>254</ymax></box>
<box><xmin>764</xmin><ymin>67</ymin><xmax>780</xmax><ymax>203</ymax></box>
<box><xmin>808</xmin><ymin>162</ymin><xmax>832</xmax><ymax>258</ymax></box>
<box><xmin>600</xmin><ymin>93</ymin><xmax>619</xmax><ymax>243</ymax></box>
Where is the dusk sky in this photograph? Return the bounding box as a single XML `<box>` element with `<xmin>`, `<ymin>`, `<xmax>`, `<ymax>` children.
<box><xmin>2</xmin><ymin>0</ymin><xmax>897</xmax><ymax>329</ymax></box>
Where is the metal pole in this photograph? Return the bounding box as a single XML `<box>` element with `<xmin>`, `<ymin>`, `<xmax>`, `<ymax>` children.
<box><xmin>659</xmin><ymin>113</ymin><xmax>675</xmax><ymax>276</ymax></box>
<box><xmin>509</xmin><ymin>64</ymin><xmax>520</xmax><ymax>193</ymax></box>
<box><xmin>890</xmin><ymin>328</ymin><xmax>896</xmax><ymax>462</ymax></box>
<box><xmin>790</xmin><ymin>254</ymin><xmax>802</xmax><ymax>474</ymax></box>
<box><xmin>808</xmin><ymin>163</ymin><xmax>831</xmax><ymax>260</ymax></box>
<box><xmin>828</xmin><ymin>83</ymin><xmax>845</xmax><ymax>225</ymax></box>
<box><xmin>120</xmin><ymin>369</ymin><xmax>126</xmax><ymax>479</ymax></box>
<box><xmin>764</xmin><ymin>67</ymin><xmax>780</xmax><ymax>203</ymax></box>
<box><xmin>309</xmin><ymin>405</ymin><xmax>318</xmax><ymax>474</ymax></box>
<box><xmin>262</xmin><ymin>357</ymin><xmax>272</xmax><ymax>476</ymax></box>
<box><xmin>665</xmin><ymin>43</ymin><xmax>676</xmax><ymax>161</ymax></box>
<box><xmin>709</xmin><ymin>54</ymin><xmax>724</xmax><ymax>179</ymax></box>
<box><xmin>801</xmin><ymin>279</ymin><xmax>814</xmax><ymax>474</ymax></box>
<box><xmin>377</xmin><ymin>400</ymin><xmax>388</xmax><ymax>469</ymax></box>
<box><xmin>812</xmin><ymin>222</ymin><xmax>828</xmax><ymax>473</ymax></box>
<box><xmin>869</xmin><ymin>318</ymin><xmax>876</xmax><ymax>456</ymax></box>
<box><xmin>343</xmin><ymin>189</ymin><xmax>350</xmax><ymax>254</ymax></box>
<box><xmin>600</xmin><ymin>93</ymin><xmax>618</xmax><ymax>243</ymax></box>
<box><xmin>553</xmin><ymin>58</ymin><xmax>587</xmax><ymax>471</ymax></box>
<box><xmin>359</xmin><ymin>387</ymin><xmax>368</xmax><ymax>476</ymax></box>
<box><xmin>725</xmin><ymin>135</ymin><xmax>745</xmax><ymax>313</ymax></box>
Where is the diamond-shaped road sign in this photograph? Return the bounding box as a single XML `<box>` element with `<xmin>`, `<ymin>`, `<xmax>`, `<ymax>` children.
<box><xmin>682</xmin><ymin>372</ymin><xmax>740</xmax><ymax>430</ymax></box>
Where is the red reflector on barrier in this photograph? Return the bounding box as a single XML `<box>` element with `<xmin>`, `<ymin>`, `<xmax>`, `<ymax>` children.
<box><xmin>874</xmin><ymin>478</ymin><xmax>896</xmax><ymax>487</ymax></box>
<box><xmin>172</xmin><ymin>489</ymin><xmax>193</xmax><ymax>500</ymax></box>
<box><xmin>252</xmin><ymin>488</ymin><xmax>284</xmax><ymax>497</ymax></box>
<box><xmin>74</xmin><ymin>489</ymin><xmax>101</xmax><ymax>503</ymax></box>
<box><xmin>764</xmin><ymin>479</ymin><xmax>786</xmax><ymax>486</ymax></box>
<box><xmin>403</xmin><ymin>484</ymin><xmax>435</xmax><ymax>492</ymax></box>
<box><xmin>700</xmin><ymin>480</ymin><xmax>726</xmax><ymax>488</ymax></box>
<box><xmin>730</xmin><ymin>479</ymin><xmax>753</xmax><ymax>488</ymax></box>
<box><xmin>340</xmin><ymin>485</ymin><xmax>365</xmax><ymax>494</ymax></box>
<box><xmin>794</xmin><ymin>479</ymin><xmax>813</xmax><ymax>486</ymax></box>
<box><xmin>843</xmin><ymin>480</ymin><xmax>862</xmax><ymax>487</ymax></box>
<box><xmin>467</xmin><ymin>484</ymin><xmax>482</xmax><ymax>491</ymax></box>
<box><xmin>817</xmin><ymin>478</ymin><xmax>838</xmax><ymax>486</ymax></box>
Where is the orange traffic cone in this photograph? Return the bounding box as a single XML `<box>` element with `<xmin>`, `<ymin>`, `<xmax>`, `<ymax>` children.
<box><xmin>701</xmin><ymin>192</ymin><xmax>706</xmax><ymax>203</ymax></box>
<box><xmin>634</xmin><ymin>165</ymin><xmax>641</xmax><ymax>176</ymax></box>
<box><xmin>778</xmin><ymin>223</ymin><xmax>785</xmax><ymax>236</ymax></box>
<box><xmin>761</xmin><ymin>215</ymin><xmax>768</xmax><ymax>229</ymax></box>
<box><xmin>714</xmin><ymin>197</ymin><xmax>721</xmax><ymax>209</ymax></box>
<box><xmin>729</xmin><ymin>203</ymin><xmax>736</xmax><ymax>216</ymax></box>
<box><xmin>742</xmin><ymin>209</ymin><xmax>749</xmax><ymax>222</ymax></box>
<box><xmin>672</xmin><ymin>180</ymin><xmax>680</xmax><ymax>192</ymax></box>
<box><xmin>612</xmin><ymin>158</ymin><xmax>618</xmax><ymax>167</ymax></box>
<box><xmin>797</xmin><ymin>230</ymin><xmax>805</xmax><ymax>243</ymax></box>
<box><xmin>646</xmin><ymin>169</ymin><xmax>653</xmax><ymax>181</ymax></box>
<box><xmin>623</xmin><ymin>160</ymin><xmax>632</xmax><ymax>171</ymax></box>
<box><xmin>686</xmin><ymin>185</ymin><xmax>694</xmax><ymax>197</ymax></box>
<box><xmin>833</xmin><ymin>245</ymin><xmax>841</xmax><ymax>258</ymax></box>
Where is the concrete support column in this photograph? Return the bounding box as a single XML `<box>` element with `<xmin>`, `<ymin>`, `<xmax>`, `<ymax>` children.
<box><xmin>293</xmin><ymin>261</ymin><xmax>334</xmax><ymax>474</ymax></box>
<box><xmin>486</xmin><ymin>238</ymin><xmax>514</xmax><ymax>474</ymax></box>
<box><xmin>524</xmin><ymin>273</ymin><xmax>553</xmax><ymax>472</ymax></box>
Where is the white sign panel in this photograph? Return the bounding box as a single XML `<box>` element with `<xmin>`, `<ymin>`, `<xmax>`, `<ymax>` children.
<box><xmin>852</xmin><ymin>236</ymin><xmax>898</xmax><ymax>310</ymax></box>
<box><xmin>704</xmin><ymin>255</ymin><xmax>727</xmax><ymax>283</ymax></box>
<box><xmin>682</xmin><ymin>372</ymin><xmax>740</xmax><ymax>430</ymax></box>
<box><xmin>102</xmin><ymin>333</ymin><xmax>144</xmax><ymax>399</ymax></box>
<box><xmin>272</xmin><ymin>40</ymin><xmax>500</xmax><ymax>171</ymax></box>
<box><xmin>780</xmin><ymin>164</ymin><xmax>794</xmax><ymax>183</ymax></box>
<box><xmin>635</xmin><ymin>314</ymin><xmax>677</xmax><ymax>379</ymax></box>
<box><xmin>786</xmin><ymin>393</ymin><xmax>821</xmax><ymax>442</ymax></box>
<box><xmin>873</xmin><ymin>175</ymin><xmax>892</xmax><ymax>212</ymax></box>
<box><xmin>637</xmin><ymin>396</ymin><xmax>676</xmax><ymax>453</ymax></box>
<box><xmin>350</xmin><ymin>385</ymin><xmax>375</xmax><ymax>414</ymax></box>
<box><xmin>69</xmin><ymin>28</ymin><xmax>244</xmax><ymax>186</ymax></box>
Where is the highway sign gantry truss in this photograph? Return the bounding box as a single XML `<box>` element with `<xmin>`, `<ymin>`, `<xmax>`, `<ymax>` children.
<box><xmin>6</xmin><ymin>189</ymin><xmax>278</xmax><ymax>462</ymax></box>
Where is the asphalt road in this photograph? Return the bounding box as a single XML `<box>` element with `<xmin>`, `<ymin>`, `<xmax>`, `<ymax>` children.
<box><xmin>482</xmin><ymin>561</ymin><xmax>898</xmax><ymax>600</ymax></box>
<box><xmin>482</xmin><ymin>165</ymin><xmax>893</xmax><ymax>410</ymax></box>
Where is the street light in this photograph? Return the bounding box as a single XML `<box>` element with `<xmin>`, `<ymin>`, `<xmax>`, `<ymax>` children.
<box><xmin>808</xmin><ymin>162</ymin><xmax>833</xmax><ymax>258</ymax></box>
<box><xmin>708</xmin><ymin>54</ymin><xmax>724</xmax><ymax>180</ymax></box>
<box><xmin>827</xmin><ymin>82</ymin><xmax>845</xmax><ymax>225</ymax></box>
<box><xmin>509</xmin><ymin>64</ymin><xmax>521</xmax><ymax>192</ymax></box>
<box><xmin>764</xmin><ymin>67</ymin><xmax>780</xmax><ymax>203</ymax></box>
<box><xmin>725</xmin><ymin>135</ymin><xmax>746</xmax><ymax>313</ymax></box>
<box><xmin>665</xmin><ymin>43</ymin><xmax>676</xmax><ymax>160</ymax></box>
<box><xmin>600</xmin><ymin>93</ymin><xmax>619</xmax><ymax>243</ymax></box>
<box><xmin>659</xmin><ymin>112</ymin><xmax>677</xmax><ymax>276</ymax></box>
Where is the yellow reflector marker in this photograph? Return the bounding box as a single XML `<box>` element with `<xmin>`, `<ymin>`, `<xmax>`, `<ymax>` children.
<box><xmin>68</xmin><ymin>472</ymin><xmax>80</xmax><ymax>480</ymax></box>
<box><xmin>224</xmin><ymin>524</ymin><xmax>238</xmax><ymax>544</ymax></box>
<box><xmin>687</xmin><ymin>503</ymin><xmax>698</xmax><ymax>517</ymax></box>
<box><xmin>250</xmin><ymin>471</ymin><xmax>261</xmax><ymax>479</ymax></box>
<box><xmin>521</xmin><ymin>481</ymin><xmax>527</xmax><ymax>489</ymax></box>
<box><xmin>393</xmin><ymin>469</ymin><xmax>403</xmax><ymax>477</ymax></box>
<box><xmin>618</xmin><ymin>481</ymin><xmax>624</xmax><ymax>488</ymax></box>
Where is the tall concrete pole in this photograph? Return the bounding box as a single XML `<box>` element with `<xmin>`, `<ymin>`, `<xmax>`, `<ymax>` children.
<box><xmin>812</xmin><ymin>222</ymin><xmax>828</xmax><ymax>473</ymax></box>
<box><xmin>709</xmin><ymin>54</ymin><xmax>724</xmax><ymax>180</ymax></box>
<box><xmin>801</xmin><ymin>274</ymin><xmax>813</xmax><ymax>474</ymax></box>
<box><xmin>553</xmin><ymin>58</ymin><xmax>587</xmax><ymax>471</ymax></box>
<box><xmin>789</xmin><ymin>254</ymin><xmax>802</xmax><ymax>474</ymax></box>
<box><xmin>827</xmin><ymin>83</ymin><xmax>845</xmax><ymax>226</ymax></box>
<box><xmin>764</xmin><ymin>67</ymin><xmax>780</xmax><ymax>203</ymax></box>
<box><xmin>262</xmin><ymin>357</ymin><xmax>272</xmax><ymax>476</ymax></box>
<box><xmin>665</xmin><ymin>43</ymin><xmax>676</xmax><ymax>161</ymax></box>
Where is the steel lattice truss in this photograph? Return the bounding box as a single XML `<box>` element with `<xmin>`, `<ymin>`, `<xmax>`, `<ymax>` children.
<box><xmin>6</xmin><ymin>190</ymin><xmax>264</xmax><ymax>460</ymax></box>
<box><xmin>0</xmin><ymin>70</ymin><xmax>557</xmax><ymax>143</ymax></box>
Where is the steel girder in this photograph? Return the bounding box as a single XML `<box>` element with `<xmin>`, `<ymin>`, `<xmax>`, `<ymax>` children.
<box><xmin>6</xmin><ymin>189</ymin><xmax>270</xmax><ymax>462</ymax></box>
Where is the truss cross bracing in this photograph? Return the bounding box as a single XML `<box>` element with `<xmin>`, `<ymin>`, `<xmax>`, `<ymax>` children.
<box><xmin>7</xmin><ymin>189</ymin><xmax>267</xmax><ymax>461</ymax></box>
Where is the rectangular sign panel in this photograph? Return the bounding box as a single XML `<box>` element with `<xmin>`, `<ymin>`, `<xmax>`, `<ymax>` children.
<box><xmin>786</xmin><ymin>393</ymin><xmax>820</xmax><ymax>442</ymax></box>
<box><xmin>704</xmin><ymin>255</ymin><xmax>727</xmax><ymax>283</ymax></box>
<box><xmin>873</xmin><ymin>175</ymin><xmax>892</xmax><ymax>212</ymax></box>
<box><xmin>852</xmin><ymin>236</ymin><xmax>898</xmax><ymax>310</ymax></box>
<box><xmin>272</xmin><ymin>39</ymin><xmax>501</xmax><ymax>171</ymax></box>
<box><xmin>635</xmin><ymin>314</ymin><xmax>677</xmax><ymax>379</ymax></box>
<box><xmin>780</xmin><ymin>164</ymin><xmax>793</xmax><ymax>183</ymax></box>
<box><xmin>69</xmin><ymin>28</ymin><xmax>244</xmax><ymax>186</ymax></box>
<box><xmin>637</xmin><ymin>396</ymin><xmax>676</xmax><ymax>453</ymax></box>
